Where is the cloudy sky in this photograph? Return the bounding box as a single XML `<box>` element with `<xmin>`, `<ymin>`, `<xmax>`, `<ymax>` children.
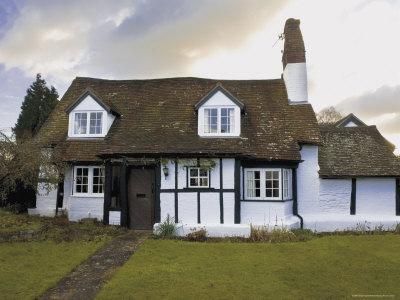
<box><xmin>0</xmin><ymin>0</ymin><xmax>399</xmax><ymax>150</ymax></box>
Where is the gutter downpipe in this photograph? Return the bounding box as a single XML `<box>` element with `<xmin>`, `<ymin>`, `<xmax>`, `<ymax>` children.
<box><xmin>292</xmin><ymin>168</ymin><xmax>303</xmax><ymax>229</ymax></box>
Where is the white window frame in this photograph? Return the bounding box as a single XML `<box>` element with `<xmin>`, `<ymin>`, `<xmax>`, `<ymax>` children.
<box><xmin>73</xmin><ymin>166</ymin><xmax>105</xmax><ymax>197</ymax></box>
<box><xmin>188</xmin><ymin>167</ymin><xmax>210</xmax><ymax>188</ymax></box>
<box><xmin>201</xmin><ymin>106</ymin><xmax>238</xmax><ymax>137</ymax></box>
<box><xmin>244</xmin><ymin>168</ymin><xmax>284</xmax><ymax>200</ymax></box>
<box><xmin>70</xmin><ymin>111</ymin><xmax>106</xmax><ymax>138</ymax></box>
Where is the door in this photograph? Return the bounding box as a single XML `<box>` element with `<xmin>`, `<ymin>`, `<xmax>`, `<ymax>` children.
<box><xmin>128</xmin><ymin>168</ymin><xmax>155</xmax><ymax>229</ymax></box>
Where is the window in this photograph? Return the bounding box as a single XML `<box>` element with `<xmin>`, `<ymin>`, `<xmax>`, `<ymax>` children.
<box><xmin>72</xmin><ymin>112</ymin><xmax>104</xmax><ymax>136</ymax></box>
<box><xmin>202</xmin><ymin>107</ymin><xmax>236</xmax><ymax>135</ymax></box>
<box><xmin>74</xmin><ymin>113</ymin><xmax>87</xmax><ymax>134</ymax></box>
<box><xmin>74</xmin><ymin>166</ymin><xmax>105</xmax><ymax>195</ymax></box>
<box><xmin>188</xmin><ymin>167</ymin><xmax>209</xmax><ymax>188</ymax></box>
<box><xmin>245</xmin><ymin>168</ymin><xmax>291</xmax><ymax>200</ymax></box>
<box><xmin>90</xmin><ymin>112</ymin><xmax>103</xmax><ymax>134</ymax></box>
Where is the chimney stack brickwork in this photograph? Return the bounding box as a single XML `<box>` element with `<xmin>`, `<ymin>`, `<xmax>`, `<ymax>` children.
<box><xmin>282</xmin><ymin>18</ymin><xmax>308</xmax><ymax>104</ymax></box>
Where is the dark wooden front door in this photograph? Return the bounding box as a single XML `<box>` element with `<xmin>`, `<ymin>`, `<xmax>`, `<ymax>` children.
<box><xmin>128</xmin><ymin>168</ymin><xmax>155</xmax><ymax>229</ymax></box>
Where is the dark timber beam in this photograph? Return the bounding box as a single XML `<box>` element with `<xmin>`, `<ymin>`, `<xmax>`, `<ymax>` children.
<box><xmin>120</xmin><ymin>160</ymin><xmax>128</xmax><ymax>227</ymax></box>
<box><xmin>103</xmin><ymin>161</ymin><xmax>112</xmax><ymax>225</ymax></box>
<box><xmin>234</xmin><ymin>159</ymin><xmax>241</xmax><ymax>224</ymax></box>
<box><xmin>396</xmin><ymin>178</ymin><xmax>400</xmax><ymax>216</ymax></box>
<box><xmin>350</xmin><ymin>178</ymin><xmax>356</xmax><ymax>215</ymax></box>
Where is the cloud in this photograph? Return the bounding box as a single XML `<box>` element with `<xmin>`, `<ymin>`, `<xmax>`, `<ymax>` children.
<box><xmin>336</xmin><ymin>85</ymin><xmax>400</xmax><ymax>118</ymax></box>
<box><xmin>0</xmin><ymin>0</ymin><xmax>288</xmax><ymax>83</ymax></box>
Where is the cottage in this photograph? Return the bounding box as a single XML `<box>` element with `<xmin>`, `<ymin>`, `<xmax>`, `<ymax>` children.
<box><xmin>31</xmin><ymin>19</ymin><xmax>400</xmax><ymax>236</ymax></box>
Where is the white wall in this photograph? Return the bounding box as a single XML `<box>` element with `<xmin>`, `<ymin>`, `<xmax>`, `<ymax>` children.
<box><xmin>319</xmin><ymin>179</ymin><xmax>351</xmax><ymax>214</ymax></box>
<box><xmin>222</xmin><ymin>159</ymin><xmax>235</xmax><ymax>189</ymax></box>
<box><xmin>35</xmin><ymin>182</ymin><xmax>58</xmax><ymax>216</ymax></box>
<box><xmin>160</xmin><ymin>192</ymin><xmax>175</xmax><ymax>222</ymax></box>
<box><xmin>200</xmin><ymin>193</ymin><xmax>220</xmax><ymax>223</ymax></box>
<box><xmin>297</xmin><ymin>145</ymin><xmax>320</xmax><ymax>215</ymax></box>
<box><xmin>223</xmin><ymin>192</ymin><xmax>235</xmax><ymax>224</ymax></box>
<box><xmin>177</xmin><ymin>192</ymin><xmax>197</xmax><ymax>224</ymax></box>
<box><xmin>241</xmin><ymin>201</ymin><xmax>293</xmax><ymax>225</ymax></box>
<box><xmin>356</xmin><ymin>178</ymin><xmax>396</xmax><ymax>215</ymax></box>
<box><xmin>283</xmin><ymin>62</ymin><xmax>308</xmax><ymax>103</ymax></box>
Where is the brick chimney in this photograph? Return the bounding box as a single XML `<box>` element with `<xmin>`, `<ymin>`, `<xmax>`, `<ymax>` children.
<box><xmin>282</xmin><ymin>18</ymin><xmax>308</xmax><ymax>103</ymax></box>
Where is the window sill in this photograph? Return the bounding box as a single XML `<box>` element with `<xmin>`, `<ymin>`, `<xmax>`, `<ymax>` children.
<box><xmin>71</xmin><ymin>194</ymin><xmax>104</xmax><ymax>198</ymax></box>
<box><xmin>184</xmin><ymin>187</ymin><xmax>215</xmax><ymax>191</ymax></box>
<box><xmin>241</xmin><ymin>199</ymin><xmax>293</xmax><ymax>202</ymax></box>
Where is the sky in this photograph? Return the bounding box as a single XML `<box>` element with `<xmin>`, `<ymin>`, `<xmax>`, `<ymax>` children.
<box><xmin>0</xmin><ymin>0</ymin><xmax>399</xmax><ymax>151</ymax></box>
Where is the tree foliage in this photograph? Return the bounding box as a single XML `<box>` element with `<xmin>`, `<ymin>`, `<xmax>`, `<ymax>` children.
<box><xmin>13</xmin><ymin>74</ymin><xmax>59</xmax><ymax>139</ymax></box>
<box><xmin>317</xmin><ymin>106</ymin><xmax>343</xmax><ymax>124</ymax></box>
<box><xmin>0</xmin><ymin>132</ymin><xmax>66</xmax><ymax>211</ymax></box>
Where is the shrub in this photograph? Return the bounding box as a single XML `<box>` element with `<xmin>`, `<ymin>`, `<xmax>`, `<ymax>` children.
<box><xmin>186</xmin><ymin>228</ymin><xmax>207</xmax><ymax>242</ymax></box>
<box><xmin>156</xmin><ymin>215</ymin><xmax>177</xmax><ymax>238</ymax></box>
<box><xmin>394</xmin><ymin>223</ymin><xmax>400</xmax><ymax>234</ymax></box>
<box><xmin>249</xmin><ymin>225</ymin><xmax>297</xmax><ymax>243</ymax></box>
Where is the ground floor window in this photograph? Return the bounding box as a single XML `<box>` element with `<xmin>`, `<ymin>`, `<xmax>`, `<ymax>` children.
<box><xmin>188</xmin><ymin>167</ymin><xmax>210</xmax><ymax>188</ymax></box>
<box><xmin>244</xmin><ymin>168</ymin><xmax>292</xmax><ymax>200</ymax></box>
<box><xmin>74</xmin><ymin>166</ymin><xmax>104</xmax><ymax>196</ymax></box>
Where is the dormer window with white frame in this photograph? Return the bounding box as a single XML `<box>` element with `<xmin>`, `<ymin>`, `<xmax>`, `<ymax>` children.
<box><xmin>204</xmin><ymin>107</ymin><xmax>235</xmax><ymax>134</ymax></box>
<box><xmin>195</xmin><ymin>85</ymin><xmax>244</xmax><ymax>137</ymax></box>
<box><xmin>66</xmin><ymin>90</ymin><xmax>118</xmax><ymax>139</ymax></box>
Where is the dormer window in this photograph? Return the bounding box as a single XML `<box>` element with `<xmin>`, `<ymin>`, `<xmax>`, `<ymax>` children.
<box><xmin>73</xmin><ymin>112</ymin><xmax>103</xmax><ymax>135</ymax></box>
<box><xmin>204</xmin><ymin>107</ymin><xmax>235</xmax><ymax>134</ymax></box>
<box><xmin>195</xmin><ymin>85</ymin><xmax>244</xmax><ymax>137</ymax></box>
<box><xmin>66</xmin><ymin>90</ymin><xmax>119</xmax><ymax>139</ymax></box>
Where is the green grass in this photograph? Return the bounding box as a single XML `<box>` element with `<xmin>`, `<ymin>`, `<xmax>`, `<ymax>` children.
<box><xmin>0</xmin><ymin>240</ymin><xmax>106</xmax><ymax>299</ymax></box>
<box><xmin>0</xmin><ymin>209</ymin><xmax>124</xmax><ymax>299</ymax></box>
<box><xmin>0</xmin><ymin>209</ymin><xmax>42</xmax><ymax>233</ymax></box>
<box><xmin>97</xmin><ymin>235</ymin><xmax>400</xmax><ymax>299</ymax></box>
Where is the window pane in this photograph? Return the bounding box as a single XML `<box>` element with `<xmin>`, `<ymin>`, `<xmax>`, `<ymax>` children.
<box><xmin>199</xmin><ymin>169</ymin><xmax>208</xmax><ymax>177</ymax></box>
<box><xmin>74</xmin><ymin>113</ymin><xmax>87</xmax><ymax>134</ymax></box>
<box><xmin>200</xmin><ymin>178</ymin><xmax>208</xmax><ymax>187</ymax></box>
<box><xmin>266</xmin><ymin>189</ymin><xmax>272</xmax><ymax>197</ymax></box>
<box><xmin>190</xmin><ymin>178</ymin><xmax>198</xmax><ymax>186</ymax></box>
<box><xmin>190</xmin><ymin>168</ymin><xmax>198</xmax><ymax>177</ymax></box>
<box><xmin>273</xmin><ymin>189</ymin><xmax>279</xmax><ymax>198</ymax></box>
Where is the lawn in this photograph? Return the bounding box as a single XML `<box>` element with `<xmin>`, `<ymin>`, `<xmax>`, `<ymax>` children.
<box><xmin>0</xmin><ymin>209</ymin><xmax>124</xmax><ymax>299</ymax></box>
<box><xmin>0</xmin><ymin>240</ymin><xmax>105</xmax><ymax>299</ymax></box>
<box><xmin>98</xmin><ymin>235</ymin><xmax>400</xmax><ymax>299</ymax></box>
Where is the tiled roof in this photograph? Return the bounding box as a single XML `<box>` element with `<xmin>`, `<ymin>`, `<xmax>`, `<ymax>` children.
<box><xmin>37</xmin><ymin>76</ymin><xmax>320</xmax><ymax>162</ymax></box>
<box><xmin>319</xmin><ymin>125</ymin><xmax>400</xmax><ymax>178</ymax></box>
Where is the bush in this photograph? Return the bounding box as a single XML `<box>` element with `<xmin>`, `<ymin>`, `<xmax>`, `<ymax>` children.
<box><xmin>156</xmin><ymin>215</ymin><xmax>177</xmax><ymax>238</ymax></box>
<box><xmin>249</xmin><ymin>226</ymin><xmax>317</xmax><ymax>243</ymax></box>
<box><xmin>394</xmin><ymin>223</ymin><xmax>400</xmax><ymax>234</ymax></box>
<box><xmin>186</xmin><ymin>228</ymin><xmax>207</xmax><ymax>242</ymax></box>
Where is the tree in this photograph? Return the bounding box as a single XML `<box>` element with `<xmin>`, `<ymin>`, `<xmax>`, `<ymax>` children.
<box><xmin>317</xmin><ymin>106</ymin><xmax>343</xmax><ymax>124</ymax></box>
<box><xmin>13</xmin><ymin>74</ymin><xmax>59</xmax><ymax>139</ymax></box>
<box><xmin>0</xmin><ymin>132</ymin><xmax>66</xmax><ymax>212</ymax></box>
